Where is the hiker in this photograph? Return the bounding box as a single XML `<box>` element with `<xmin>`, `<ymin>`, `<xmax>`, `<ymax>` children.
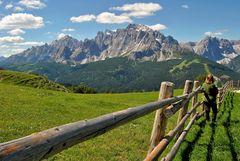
<box><xmin>202</xmin><ymin>74</ymin><xmax>218</xmax><ymax>122</ymax></box>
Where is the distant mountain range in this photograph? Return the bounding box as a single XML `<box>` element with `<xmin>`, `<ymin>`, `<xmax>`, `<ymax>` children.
<box><xmin>5</xmin><ymin>24</ymin><xmax>181</xmax><ymax>65</ymax></box>
<box><xmin>0</xmin><ymin>56</ymin><xmax>6</xmax><ymax>62</ymax></box>
<box><xmin>1</xmin><ymin>24</ymin><xmax>240</xmax><ymax>92</ymax></box>
<box><xmin>181</xmin><ymin>36</ymin><xmax>240</xmax><ymax>64</ymax></box>
<box><xmin>3</xmin><ymin>24</ymin><xmax>240</xmax><ymax>67</ymax></box>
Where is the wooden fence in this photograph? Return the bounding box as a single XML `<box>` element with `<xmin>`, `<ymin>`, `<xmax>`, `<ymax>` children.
<box><xmin>0</xmin><ymin>80</ymin><xmax>234</xmax><ymax>161</ymax></box>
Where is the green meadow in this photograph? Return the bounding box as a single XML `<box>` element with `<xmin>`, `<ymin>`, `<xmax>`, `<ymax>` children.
<box><xmin>0</xmin><ymin>82</ymin><xmax>239</xmax><ymax>161</ymax></box>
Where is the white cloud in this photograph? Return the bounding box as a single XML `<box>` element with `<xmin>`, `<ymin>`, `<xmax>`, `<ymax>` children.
<box><xmin>11</xmin><ymin>48</ymin><xmax>25</xmax><ymax>53</ymax></box>
<box><xmin>14</xmin><ymin>6</ymin><xmax>25</xmax><ymax>12</ymax></box>
<box><xmin>111</xmin><ymin>3</ymin><xmax>162</xmax><ymax>12</ymax></box>
<box><xmin>0</xmin><ymin>46</ymin><xmax>26</xmax><ymax>56</ymax></box>
<box><xmin>0</xmin><ymin>13</ymin><xmax>44</xmax><ymax>30</ymax></box>
<box><xmin>8</xmin><ymin>28</ymin><xmax>25</xmax><ymax>35</ymax></box>
<box><xmin>0</xmin><ymin>1</ymin><xmax>3</xmax><ymax>5</ymax></box>
<box><xmin>0</xmin><ymin>41</ymin><xmax>44</xmax><ymax>57</ymax></box>
<box><xmin>70</xmin><ymin>14</ymin><xmax>96</xmax><ymax>23</ymax></box>
<box><xmin>204</xmin><ymin>31</ymin><xmax>223</xmax><ymax>37</ymax></box>
<box><xmin>181</xmin><ymin>5</ymin><xmax>189</xmax><ymax>9</ymax></box>
<box><xmin>62</xmin><ymin>28</ymin><xmax>75</xmax><ymax>32</ymax></box>
<box><xmin>19</xmin><ymin>0</ymin><xmax>46</xmax><ymax>9</ymax></box>
<box><xmin>5</xmin><ymin>3</ymin><xmax>13</xmax><ymax>9</ymax></box>
<box><xmin>14</xmin><ymin>41</ymin><xmax>44</xmax><ymax>46</ymax></box>
<box><xmin>147</xmin><ymin>24</ymin><xmax>167</xmax><ymax>31</ymax></box>
<box><xmin>122</xmin><ymin>11</ymin><xmax>154</xmax><ymax>18</ymax></box>
<box><xmin>57</xmin><ymin>33</ymin><xmax>66</xmax><ymax>39</ymax></box>
<box><xmin>70</xmin><ymin>12</ymin><xmax>132</xmax><ymax>24</ymax></box>
<box><xmin>111</xmin><ymin>3</ymin><xmax>162</xmax><ymax>18</ymax></box>
<box><xmin>96</xmin><ymin>12</ymin><xmax>132</xmax><ymax>24</ymax></box>
<box><xmin>70</xmin><ymin>3</ymin><xmax>162</xmax><ymax>24</ymax></box>
<box><xmin>0</xmin><ymin>36</ymin><xmax>24</xmax><ymax>43</ymax></box>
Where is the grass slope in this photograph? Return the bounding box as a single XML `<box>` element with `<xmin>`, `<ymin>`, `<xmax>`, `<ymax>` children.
<box><xmin>0</xmin><ymin>70</ymin><xmax>69</xmax><ymax>92</ymax></box>
<box><xmin>170</xmin><ymin>59</ymin><xmax>201</xmax><ymax>73</ymax></box>
<box><xmin>1</xmin><ymin>83</ymin><xmax>240</xmax><ymax>160</ymax></box>
<box><xmin>0</xmin><ymin>83</ymin><xmax>181</xmax><ymax>160</ymax></box>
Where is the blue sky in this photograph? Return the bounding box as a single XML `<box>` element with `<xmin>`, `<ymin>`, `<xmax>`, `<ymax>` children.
<box><xmin>0</xmin><ymin>0</ymin><xmax>240</xmax><ymax>57</ymax></box>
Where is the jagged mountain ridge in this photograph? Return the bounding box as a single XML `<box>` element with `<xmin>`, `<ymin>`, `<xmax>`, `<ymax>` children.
<box><xmin>181</xmin><ymin>36</ymin><xmax>239</xmax><ymax>64</ymax></box>
<box><xmin>4</xmin><ymin>24</ymin><xmax>240</xmax><ymax>66</ymax></box>
<box><xmin>6</xmin><ymin>24</ymin><xmax>181</xmax><ymax>64</ymax></box>
<box><xmin>232</xmin><ymin>40</ymin><xmax>240</xmax><ymax>53</ymax></box>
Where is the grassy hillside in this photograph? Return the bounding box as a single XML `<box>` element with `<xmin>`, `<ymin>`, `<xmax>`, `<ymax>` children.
<box><xmin>0</xmin><ymin>69</ymin><xmax>69</xmax><ymax>92</ymax></box>
<box><xmin>1</xmin><ymin>83</ymin><xmax>239</xmax><ymax>160</ymax></box>
<box><xmin>1</xmin><ymin>52</ymin><xmax>239</xmax><ymax>92</ymax></box>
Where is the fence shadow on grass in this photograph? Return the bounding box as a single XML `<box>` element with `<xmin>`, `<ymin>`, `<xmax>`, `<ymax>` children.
<box><xmin>204</xmin><ymin>95</ymin><xmax>227</xmax><ymax>161</ymax></box>
<box><xmin>222</xmin><ymin>93</ymin><xmax>238</xmax><ymax>161</ymax></box>
<box><xmin>217</xmin><ymin>99</ymin><xmax>227</xmax><ymax>120</ymax></box>
<box><xmin>181</xmin><ymin>92</ymin><xmax>238</xmax><ymax>161</ymax></box>
<box><xmin>181</xmin><ymin>119</ymin><xmax>206</xmax><ymax>161</ymax></box>
<box><xmin>206</xmin><ymin>93</ymin><xmax>238</xmax><ymax>161</ymax></box>
<box><xmin>206</xmin><ymin>123</ymin><xmax>216</xmax><ymax>161</ymax></box>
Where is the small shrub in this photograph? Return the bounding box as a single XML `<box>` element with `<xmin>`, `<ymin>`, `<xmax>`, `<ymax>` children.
<box><xmin>71</xmin><ymin>84</ymin><xmax>96</xmax><ymax>94</ymax></box>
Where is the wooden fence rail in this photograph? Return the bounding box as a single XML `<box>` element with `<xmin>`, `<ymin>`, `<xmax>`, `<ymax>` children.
<box><xmin>146</xmin><ymin>80</ymin><xmax>232</xmax><ymax>161</ymax></box>
<box><xmin>0</xmin><ymin>80</ymin><xmax>234</xmax><ymax>161</ymax></box>
<box><xmin>161</xmin><ymin>112</ymin><xmax>199</xmax><ymax>161</ymax></box>
<box><xmin>144</xmin><ymin>101</ymin><xmax>203</xmax><ymax>161</ymax></box>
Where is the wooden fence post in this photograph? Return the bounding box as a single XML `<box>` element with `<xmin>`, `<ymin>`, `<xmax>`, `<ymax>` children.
<box><xmin>176</xmin><ymin>80</ymin><xmax>193</xmax><ymax>138</ymax></box>
<box><xmin>226</xmin><ymin>81</ymin><xmax>229</xmax><ymax>91</ymax></box>
<box><xmin>148</xmin><ymin>82</ymin><xmax>174</xmax><ymax>154</ymax></box>
<box><xmin>191</xmin><ymin>81</ymin><xmax>200</xmax><ymax>118</ymax></box>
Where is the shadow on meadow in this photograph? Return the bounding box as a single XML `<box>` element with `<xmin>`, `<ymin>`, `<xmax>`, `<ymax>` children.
<box><xmin>181</xmin><ymin>92</ymin><xmax>238</xmax><ymax>161</ymax></box>
<box><xmin>181</xmin><ymin>119</ymin><xmax>206</xmax><ymax>161</ymax></box>
<box><xmin>221</xmin><ymin>93</ymin><xmax>238</xmax><ymax>161</ymax></box>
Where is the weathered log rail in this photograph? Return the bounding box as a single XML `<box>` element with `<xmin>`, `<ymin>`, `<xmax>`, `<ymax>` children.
<box><xmin>0</xmin><ymin>80</ymin><xmax>234</xmax><ymax>161</ymax></box>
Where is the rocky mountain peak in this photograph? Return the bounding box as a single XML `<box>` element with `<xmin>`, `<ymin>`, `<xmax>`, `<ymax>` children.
<box><xmin>199</xmin><ymin>36</ymin><xmax>219</xmax><ymax>47</ymax></box>
<box><xmin>52</xmin><ymin>35</ymin><xmax>79</xmax><ymax>44</ymax></box>
<box><xmin>127</xmin><ymin>24</ymin><xmax>152</xmax><ymax>32</ymax></box>
<box><xmin>51</xmin><ymin>35</ymin><xmax>80</xmax><ymax>50</ymax></box>
<box><xmin>219</xmin><ymin>38</ymin><xmax>235</xmax><ymax>54</ymax></box>
<box><xmin>194</xmin><ymin>36</ymin><xmax>229</xmax><ymax>61</ymax></box>
<box><xmin>180</xmin><ymin>36</ymin><xmax>239</xmax><ymax>64</ymax></box>
<box><xmin>59</xmin><ymin>35</ymin><xmax>73</xmax><ymax>40</ymax></box>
